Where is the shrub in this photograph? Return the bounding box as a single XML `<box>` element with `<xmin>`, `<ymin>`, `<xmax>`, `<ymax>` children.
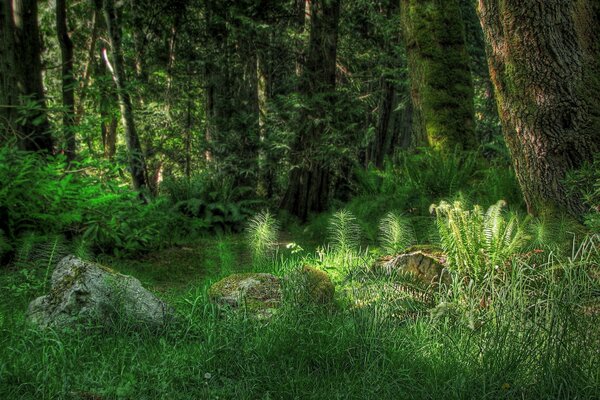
<box><xmin>161</xmin><ymin>171</ymin><xmax>262</xmax><ymax>233</ymax></box>
<box><xmin>431</xmin><ymin>200</ymin><xmax>526</xmax><ymax>281</ymax></box>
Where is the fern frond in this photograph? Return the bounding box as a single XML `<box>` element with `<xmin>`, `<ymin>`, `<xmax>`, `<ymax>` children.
<box><xmin>328</xmin><ymin>209</ymin><xmax>361</xmax><ymax>252</ymax></box>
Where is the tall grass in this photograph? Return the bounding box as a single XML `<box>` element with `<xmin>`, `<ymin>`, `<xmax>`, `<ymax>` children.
<box><xmin>0</xmin><ymin>231</ymin><xmax>597</xmax><ymax>400</ymax></box>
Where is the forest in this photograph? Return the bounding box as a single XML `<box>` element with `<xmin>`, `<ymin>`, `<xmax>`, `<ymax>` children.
<box><xmin>0</xmin><ymin>0</ymin><xmax>599</xmax><ymax>398</ymax></box>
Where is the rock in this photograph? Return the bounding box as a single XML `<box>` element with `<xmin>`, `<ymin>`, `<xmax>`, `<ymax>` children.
<box><xmin>27</xmin><ymin>255</ymin><xmax>173</xmax><ymax>329</ymax></box>
<box><xmin>372</xmin><ymin>247</ymin><xmax>451</xmax><ymax>286</ymax></box>
<box><xmin>289</xmin><ymin>266</ymin><xmax>335</xmax><ymax>305</ymax></box>
<box><xmin>208</xmin><ymin>273</ymin><xmax>282</xmax><ymax>318</ymax></box>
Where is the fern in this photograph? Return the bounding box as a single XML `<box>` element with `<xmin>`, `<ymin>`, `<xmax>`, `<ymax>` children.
<box><xmin>328</xmin><ymin>209</ymin><xmax>361</xmax><ymax>252</ymax></box>
<box><xmin>246</xmin><ymin>210</ymin><xmax>280</xmax><ymax>263</ymax></box>
<box><xmin>432</xmin><ymin>200</ymin><xmax>526</xmax><ymax>281</ymax></box>
<box><xmin>378</xmin><ymin>212</ymin><xmax>416</xmax><ymax>254</ymax></box>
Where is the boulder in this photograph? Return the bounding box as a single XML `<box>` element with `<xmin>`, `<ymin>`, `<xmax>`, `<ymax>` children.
<box><xmin>372</xmin><ymin>247</ymin><xmax>451</xmax><ymax>286</ymax></box>
<box><xmin>208</xmin><ymin>273</ymin><xmax>282</xmax><ymax>318</ymax></box>
<box><xmin>27</xmin><ymin>255</ymin><xmax>173</xmax><ymax>329</ymax></box>
<box><xmin>289</xmin><ymin>266</ymin><xmax>335</xmax><ymax>305</ymax></box>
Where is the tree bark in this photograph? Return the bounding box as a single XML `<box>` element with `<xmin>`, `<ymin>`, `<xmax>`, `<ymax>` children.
<box><xmin>75</xmin><ymin>0</ymin><xmax>100</xmax><ymax>125</ymax></box>
<box><xmin>103</xmin><ymin>0</ymin><xmax>147</xmax><ymax>190</ymax></box>
<box><xmin>281</xmin><ymin>0</ymin><xmax>341</xmax><ymax>221</ymax></box>
<box><xmin>56</xmin><ymin>0</ymin><xmax>76</xmax><ymax>162</ymax></box>
<box><xmin>0</xmin><ymin>0</ymin><xmax>18</xmax><ymax>142</ymax></box>
<box><xmin>477</xmin><ymin>0</ymin><xmax>600</xmax><ymax>216</ymax></box>
<box><xmin>401</xmin><ymin>0</ymin><xmax>475</xmax><ymax>151</ymax></box>
<box><xmin>1</xmin><ymin>0</ymin><xmax>53</xmax><ymax>152</ymax></box>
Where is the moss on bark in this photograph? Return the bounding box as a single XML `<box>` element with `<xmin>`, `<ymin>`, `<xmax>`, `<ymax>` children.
<box><xmin>401</xmin><ymin>0</ymin><xmax>476</xmax><ymax>151</ymax></box>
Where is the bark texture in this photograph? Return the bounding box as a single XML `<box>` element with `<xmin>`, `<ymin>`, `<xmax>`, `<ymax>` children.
<box><xmin>57</xmin><ymin>0</ymin><xmax>76</xmax><ymax>161</ymax></box>
<box><xmin>203</xmin><ymin>0</ymin><xmax>260</xmax><ymax>186</ymax></box>
<box><xmin>103</xmin><ymin>0</ymin><xmax>147</xmax><ymax>190</ymax></box>
<box><xmin>281</xmin><ymin>0</ymin><xmax>341</xmax><ymax>221</ymax></box>
<box><xmin>478</xmin><ymin>0</ymin><xmax>600</xmax><ymax>216</ymax></box>
<box><xmin>401</xmin><ymin>0</ymin><xmax>475</xmax><ymax>151</ymax></box>
<box><xmin>1</xmin><ymin>0</ymin><xmax>53</xmax><ymax>152</ymax></box>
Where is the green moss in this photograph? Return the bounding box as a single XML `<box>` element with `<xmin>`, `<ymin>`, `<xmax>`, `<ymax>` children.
<box><xmin>208</xmin><ymin>273</ymin><xmax>282</xmax><ymax>311</ymax></box>
<box><xmin>402</xmin><ymin>0</ymin><xmax>475</xmax><ymax>151</ymax></box>
<box><xmin>300</xmin><ymin>266</ymin><xmax>335</xmax><ymax>304</ymax></box>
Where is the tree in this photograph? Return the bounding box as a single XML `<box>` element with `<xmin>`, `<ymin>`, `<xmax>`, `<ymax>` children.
<box><xmin>0</xmin><ymin>0</ymin><xmax>53</xmax><ymax>152</ymax></box>
<box><xmin>400</xmin><ymin>0</ymin><xmax>475</xmax><ymax>151</ymax></box>
<box><xmin>56</xmin><ymin>0</ymin><xmax>76</xmax><ymax>161</ymax></box>
<box><xmin>282</xmin><ymin>0</ymin><xmax>341</xmax><ymax>220</ymax></box>
<box><xmin>203</xmin><ymin>0</ymin><xmax>260</xmax><ymax>186</ymax></box>
<box><xmin>103</xmin><ymin>0</ymin><xmax>147</xmax><ymax>190</ymax></box>
<box><xmin>477</xmin><ymin>0</ymin><xmax>600</xmax><ymax>216</ymax></box>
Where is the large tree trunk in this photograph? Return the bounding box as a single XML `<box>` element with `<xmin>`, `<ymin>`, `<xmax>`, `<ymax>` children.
<box><xmin>0</xmin><ymin>0</ymin><xmax>18</xmax><ymax>141</ymax></box>
<box><xmin>281</xmin><ymin>0</ymin><xmax>341</xmax><ymax>221</ymax></box>
<box><xmin>56</xmin><ymin>0</ymin><xmax>76</xmax><ymax>162</ymax></box>
<box><xmin>401</xmin><ymin>0</ymin><xmax>475</xmax><ymax>151</ymax></box>
<box><xmin>477</xmin><ymin>0</ymin><xmax>600</xmax><ymax>216</ymax></box>
<box><xmin>1</xmin><ymin>0</ymin><xmax>53</xmax><ymax>152</ymax></box>
<box><xmin>103</xmin><ymin>0</ymin><xmax>147</xmax><ymax>190</ymax></box>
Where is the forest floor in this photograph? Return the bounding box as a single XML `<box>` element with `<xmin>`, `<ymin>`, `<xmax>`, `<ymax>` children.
<box><xmin>0</xmin><ymin>232</ymin><xmax>599</xmax><ymax>400</ymax></box>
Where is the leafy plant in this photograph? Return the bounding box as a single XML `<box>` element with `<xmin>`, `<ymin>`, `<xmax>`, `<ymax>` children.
<box><xmin>566</xmin><ymin>155</ymin><xmax>600</xmax><ymax>231</ymax></box>
<box><xmin>328</xmin><ymin>209</ymin><xmax>361</xmax><ymax>252</ymax></box>
<box><xmin>162</xmin><ymin>172</ymin><xmax>262</xmax><ymax>233</ymax></box>
<box><xmin>246</xmin><ymin>210</ymin><xmax>280</xmax><ymax>263</ymax></box>
<box><xmin>378</xmin><ymin>212</ymin><xmax>416</xmax><ymax>254</ymax></box>
<box><xmin>431</xmin><ymin>200</ymin><xmax>526</xmax><ymax>281</ymax></box>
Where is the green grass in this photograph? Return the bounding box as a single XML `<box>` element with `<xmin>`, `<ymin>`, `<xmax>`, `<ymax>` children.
<box><xmin>0</xmin><ymin>228</ymin><xmax>598</xmax><ymax>399</ymax></box>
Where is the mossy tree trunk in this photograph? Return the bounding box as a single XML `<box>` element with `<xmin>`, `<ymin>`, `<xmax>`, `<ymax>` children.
<box><xmin>282</xmin><ymin>0</ymin><xmax>341</xmax><ymax>221</ymax></box>
<box><xmin>401</xmin><ymin>0</ymin><xmax>476</xmax><ymax>151</ymax></box>
<box><xmin>477</xmin><ymin>0</ymin><xmax>600</xmax><ymax>216</ymax></box>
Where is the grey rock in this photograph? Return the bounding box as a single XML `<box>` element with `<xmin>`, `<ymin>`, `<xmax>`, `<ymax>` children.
<box><xmin>372</xmin><ymin>249</ymin><xmax>451</xmax><ymax>286</ymax></box>
<box><xmin>27</xmin><ymin>255</ymin><xmax>173</xmax><ymax>329</ymax></box>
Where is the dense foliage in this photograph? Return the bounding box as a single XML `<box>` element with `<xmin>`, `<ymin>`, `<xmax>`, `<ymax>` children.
<box><xmin>0</xmin><ymin>0</ymin><xmax>598</xmax><ymax>399</ymax></box>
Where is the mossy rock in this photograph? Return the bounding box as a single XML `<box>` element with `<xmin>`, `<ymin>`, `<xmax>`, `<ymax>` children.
<box><xmin>27</xmin><ymin>255</ymin><xmax>173</xmax><ymax>330</ymax></box>
<box><xmin>208</xmin><ymin>273</ymin><xmax>282</xmax><ymax>317</ymax></box>
<box><xmin>301</xmin><ymin>266</ymin><xmax>335</xmax><ymax>304</ymax></box>
<box><xmin>286</xmin><ymin>266</ymin><xmax>335</xmax><ymax>305</ymax></box>
<box><xmin>372</xmin><ymin>247</ymin><xmax>451</xmax><ymax>286</ymax></box>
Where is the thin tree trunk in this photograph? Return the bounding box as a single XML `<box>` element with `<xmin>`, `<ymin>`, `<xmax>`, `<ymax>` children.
<box><xmin>103</xmin><ymin>0</ymin><xmax>147</xmax><ymax>190</ymax></box>
<box><xmin>477</xmin><ymin>0</ymin><xmax>600</xmax><ymax>216</ymax></box>
<box><xmin>56</xmin><ymin>0</ymin><xmax>76</xmax><ymax>162</ymax></box>
<box><xmin>75</xmin><ymin>0</ymin><xmax>100</xmax><ymax>125</ymax></box>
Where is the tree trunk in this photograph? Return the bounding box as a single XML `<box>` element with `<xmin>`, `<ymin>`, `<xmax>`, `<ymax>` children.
<box><xmin>0</xmin><ymin>0</ymin><xmax>18</xmax><ymax>142</ymax></box>
<box><xmin>56</xmin><ymin>0</ymin><xmax>76</xmax><ymax>162</ymax></box>
<box><xmin>103</xmin><ymin>0</ymin><xmax>147</xmax><ymax>190</ymax></box>
<box><xmin>477</xmin><ymin>0</ymin><xmax>600</xmax><ymax>216</ymax></box>
<box><xmin>75</xmin><ymin>0</ymin><xmax>100</xmax><ymax>125</ymax></box>
<box><xmin>371</xmin><ymin>76</ymin><xmax>398</xmax><ymax>167</ymax></box>
<box><xmin>401</xmin><ymin>0</ymin><xmax>475</xmax><ymax>151</ymax></box>
<box><xmin>281</xmin><ymin>0</ymin><xmax>341</xmax><ymax>221</ymax></box>
<box><xmin>2</xmin><ymin>0</ymin><xmax>53</xmax><ymax>152</ymax></box>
